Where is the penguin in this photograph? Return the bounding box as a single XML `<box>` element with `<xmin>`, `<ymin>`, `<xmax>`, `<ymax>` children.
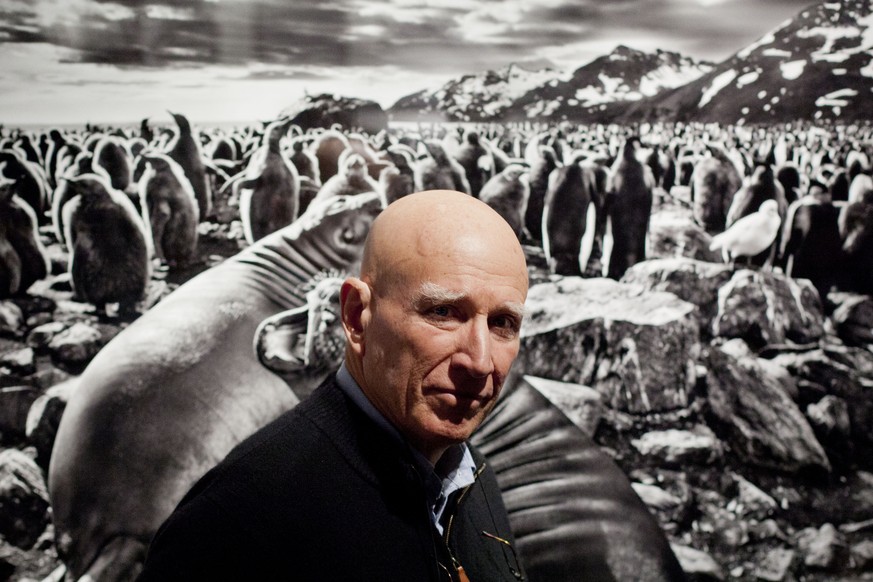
<box><xmin>606</xmin><ymin>137</ymin><xmax>655</xmax><ymax>280</ymax></box>
<box><xmin>414</xmin><ymin>140</ymin><xmax>471</xmax><ymax>194</ymax></box>
<box><xmin>776</xmin><ymin>163</ymin><xmax>803</xmax><ymax>206</ymax></box>
<box><xmin>288</xmin><ymin>138</ymin><xmax>320</xmax><ymax>185</ymax></box>
<box><xmin>479</xmin><ymin>163</ymin><xmax>529</xmax><ymax>239</ymax></box>
<box><xmin>0</xmin><ymin>148</ymin><xmax>49</xmax><ymax>225</ymax></box>
<box><xmin>312</xmin><ymin>151</ymin><xmax>381</xmax><ymax>206</ymax></box>
<box><xmin>710</xmin><ymin>199</ymin><xmax>781</xmax><ymax>267</ymax></box>
<box><xmin>61</xmin><ymin>174</ymin><xmax>151</xmax><ymax>315</ymax></box>
<box><xmin>346</xmin><ymin>133</ymin><xmax>389</xmax><ymax>181</ymax></box>
<box><xmin>848</xmin><ymin>173</ymin><xmax>873</xmax><ymax>204</ymax></box>
<box><xmin>134</xmin><ymin>153</ymin><xmax>199</xmax><ymax>268</ymax></box>
<box><xmin>44</xmin><ymin>129</ymin><xmax>68</xmax><ymax>189</ymax></box>
<box><xmin>93</xmin><ymin>136</ymin><xmax>135</xmax><ymax>195</ymax></box>
<box><xmin>690</xmin><ymin>143</ymin><xmax>743</xmax><ymax>235</ymax></box>
<box><xmin>166</xmin><ymin>111</ymin><xmax>212</xmax><ymax>220</ymax></box>
<box><xmin>0</xmin><ymin>164</ymin><xmax>49</xmax><ymax>297</ymax></box>
<box><xmin>524</xmin><ymin>144</ymin><xmax>560</xmax><ymax>243</ymax></box>
<box><xmin>312</xmin><ymin>130</ymin><xmax>351</xmax><ymax>183</ymax></box>
<box><xmin>453</xmin><ymin>130</ymin><xmax>493</xmax><ymax>198</ymax></box>
<box><xmin>379</xmin><ymin>144</ymin><xmax>416</xmax><ymax>205</ymax></box>
<box><xmin>838</xmin><ymin>188</ymin><xmax>873</xmax><ymax>295</ymax></box>
<box><xmin>778</xmin><ymin>181</ymin><xmax>844</xmax><ymax>305</ymax></box>
<box><xmin>542</xmin><ymin>155</ymin><xmax>599</xmax><ymax>277</ymax></box>
<box><xmin>237</xmin><ymin>119</ymin><xmax>300</xmax><ymax>245</ymax></box>
<box><xmin>296</xmin><ymin>175</ymin><xmax>320</xmax><ymax>217</ymax></box>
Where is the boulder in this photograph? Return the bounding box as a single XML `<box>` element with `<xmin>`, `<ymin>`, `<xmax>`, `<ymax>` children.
<box><xmin>621</xmin><ymin>258</ymin><xmax>733</xmax><ymax>335</ymax></box>
<box><xmin>630</xmin><ymin>426</ymin><xmax>722</xmax><ymax>466</ymax></box>
<box><xmin>518</xmin><ymin>277</ymin><xmax>699</xmax><ymax>413</ymax></box>
<box><xmin>712</xmin><ymin>269</ymin><xmax>824</xmax><ymax>348</ymax></box>
<box><xmin>280</xmin><ymin>94</ymin><xmax>388</xmax><ymax>134</ymax></box>
<box><xmin>704</xmin><ymin>347</ymin><xmax>830</xmax><ymax>473</ymax></box>
<box><xmin>669</xmin><ymin>544</ymin><xmax>724</xmax><ymax>581</ymax></box>
<box><xmin>46</xmin><ymin>321</ymin><xmax>117</xmax><ymax>370</ymax></box>
<box><xmin>850</xmin><ymin>539</ymin><xmax>873</xmax><ymax>570</ymax></box>
<box><xmin>648</xmin><ymin>206</ymin><xmax>721</xmax><ymax>263</ymax></box>
<box><xmin>729</xmin><ymin>474</ymin><xmax>778</xmax><ymax>520</ymax></box>
<box><xmin>753</xmin><ymin>548</ymin><xmax>795</xmax><ymax>581</ymax></box>
<box><xmin>26</xmin><ymin>321</ymin><xmax>68</xmax><ymax>350</ymax></box>
<box><xmin>0</xmin><ymin>346</ymin><xmax>35</xmax><ymax>376</ymax></box>
<box><xmin>828</xmin><ymin>292</ymin><xmax>873</xmax><ymax>346</ymax></box>
<box><xmin>771</xmin><ymin>348</ymin><xmax>873</xmax><ymax>468</ymax></box>
<box><xmin>0</xmin><ymin>387</ymin><xmax>41</xmax><ymax>437</ymax></box>
<box><xmin>26</xmin><ymin>378</ymin><xmax>78</xmax><ymax>470</ymax></box>
<box><xmin>795</xmin><ymin>523</ymin><xmax>848</xmax><ymax>570</ymax></box>
<box><xmin>0</xmin><ymin>448</ymin><xmax>50</xmax><ymax>549</ymax></box>
<box><xmin>0</xmin><ymin>301</ymin><xmax>25</xmax><ymax>336</ymax></box>
<box><xmin>522</xmin><ymin>375</ymin><xmax>603</xmax><ymax>437</ymax></box>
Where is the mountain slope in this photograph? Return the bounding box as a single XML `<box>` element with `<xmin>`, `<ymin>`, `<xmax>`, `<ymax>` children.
<box><xmin>623</xmin><ymin>0</ymin><xmax>873</xmax><ymax>123</ymax></box>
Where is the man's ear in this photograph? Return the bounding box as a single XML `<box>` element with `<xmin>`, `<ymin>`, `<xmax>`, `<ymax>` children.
<box><xmin>340</xmin><ymin>277</ymin><xmax>371</xmax><ymax>357</ymax></box>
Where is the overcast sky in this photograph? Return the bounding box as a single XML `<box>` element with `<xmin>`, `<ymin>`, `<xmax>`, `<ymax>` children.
<box><xmin>0</xmin><ymin>0</ymin><xmax>815</xmax><ymax>126</ymax></box>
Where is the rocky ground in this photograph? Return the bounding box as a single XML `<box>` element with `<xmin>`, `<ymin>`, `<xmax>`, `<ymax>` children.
<box><xmin>2</xmin><ymin>194</ymin><xmax>873</xmax><ymax>581</ymax></box>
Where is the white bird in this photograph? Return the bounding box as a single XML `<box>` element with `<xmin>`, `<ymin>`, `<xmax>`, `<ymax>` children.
<box><xmin>709</xmin><ymin>199</ymin><xmax>781</xmax><ymax>264</ymax></box>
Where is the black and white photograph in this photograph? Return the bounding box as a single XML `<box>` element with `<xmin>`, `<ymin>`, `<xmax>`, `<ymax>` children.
<box><xmin>1</xmin><ymin>0</ymin><xmax>873</xmax><ymax>580</ymax></box>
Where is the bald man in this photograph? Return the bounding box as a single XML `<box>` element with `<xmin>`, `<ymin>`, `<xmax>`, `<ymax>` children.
<box><xmin>139</xmin><ymin>190</ymin><xmax>528</xmax><ymax>581</ymax></box>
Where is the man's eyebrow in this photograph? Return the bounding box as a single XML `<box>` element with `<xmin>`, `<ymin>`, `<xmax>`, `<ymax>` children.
<box><xmin>412</xmin><ymin>282</ymin><xmax>528</xmax><ymax>319</ymax></box>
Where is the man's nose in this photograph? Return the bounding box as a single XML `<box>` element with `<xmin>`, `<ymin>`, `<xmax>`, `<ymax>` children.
<box><xmin>453</xmin><ymin>318</ymin><xmax>494</xmax><ymax>378</ymax></box>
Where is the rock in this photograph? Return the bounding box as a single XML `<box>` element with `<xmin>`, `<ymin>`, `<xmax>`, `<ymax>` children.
<box><xmin>46</xmin><ymin>322</ymin><xmax>109</xmax><ymax>369</ymax></box>
<box><xmin>705</xmin><ymin>347</ymin><xmax>831</xmax><ymax>473</ymax></box>
<box><xmin>648</xmin><ymin>206</ymin><xmax>721</xmax><ymax>263</ymax></box>
<box><xmin>753</xmin><ymin>548</ymin><xmax>795</xmax><ymax>581</ymax></box>
<box><xmin>669</xmin><ymin>544</ymin><xmax>724</xmax><ymax>581</ymax></box>
<box><xmin>631</xmin><ymin>482</ymin><xmax>683</xmax><ymax>511</ymax></box>
<box><xmin>0</xmin><ymin>387</ymin><xmax>41</xmax><ymax>437</ymax></box>
<box><xmin>630</xmin><ymin>426</ymin><xmax>722</xmax><ymax>466</ymax></box>
<box><xmin>522</xmin><ymin>375</ymin><xmax>603</xmax><ymax>437</ymax></box>
<box><xmin>621</xmin><ymin>258</ymin><xmax>733</xmax><ymax>336</ymax></box>
<box><xmin>771</xmin><ymin>349</ymin><xmax>873</xmax><ymax>468</ymax></box>
<box><xmin>806</xmin><ymin>396</ymin><xmax>851</xmax><ymax>439</ymax></box>
<box><xmin>712</xmin><ymin>269</ymin><xmax>824</xmax><ymax>348</ymax></box>
<box><xmin>0</xmin><ymin>448</ymin><xmax>50</xmax><ymax>549</ymax></box>
<box><xmin>518</xmin><ymin>277</ymin><xmax>699</xmax><ymax>413</ymax></box>
<box><xmin>26</xmin><ymin>378</ymin><xmax>77</xmax><ymax>470</ymax></box>
<box><xmin>828</xmin><ymin>292</ymin><xmax>873</xmax><ymax>346</ymax></box>
<box><xmin>795</xmin><ymin>523</ymin><xmax>848</xmax><ymax>570</ymax></box>
<box><xmin>26</xmin><ymin>321</ymin><xmax>67</xmax><ymax>350</ymax></box>
<box><xmin>0</xmin><ymin>301</ymin><xmax>25</xmax><ymax>336</ymax></box>
<box><xmin>729</xmin><ymin>474</ymin><xmax>778</xmax><ymax>520</ymax></box>
<box><xmin>850</xmin><ymin>539</ymin><xmax>873</xmax><ymax>570</ymax></box>
<box><xmin>0</xmin><ymin>346</ymin><xmax>35</xmax><ymax>375</ymax></box>
<box><xmin>280</xmin><ymin>93</ymin><xmax>388</xmax><ymax>134</ymax></box>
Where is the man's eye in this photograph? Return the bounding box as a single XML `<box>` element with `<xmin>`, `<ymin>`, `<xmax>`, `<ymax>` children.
<box><xmin>491</xmin><ymin>315</ymin><xmax>520</xmax><ymax>333</ymax></box>
<box><xmin>430</xmin><ymin>305</ymin><xmax>452</xmax><ymax>318</ymax></box>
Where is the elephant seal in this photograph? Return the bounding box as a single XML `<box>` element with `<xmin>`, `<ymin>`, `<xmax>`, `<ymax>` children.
<box><xmin>48</xmin><ymin>193</ymin><xmax>383</xmax><ymax>581</ymax></box>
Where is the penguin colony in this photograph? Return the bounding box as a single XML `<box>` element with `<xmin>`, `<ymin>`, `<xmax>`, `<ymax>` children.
<box><xmin>2</xmin><ymin>116</ymin><xmax>873</xmax><ymax>317</ymax></box>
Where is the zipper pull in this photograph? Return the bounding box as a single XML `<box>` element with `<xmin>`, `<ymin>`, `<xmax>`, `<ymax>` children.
<box><xmin>456</xmin><ymin>564</ymin><xmax>470</xmax><ymax>582</ymax></box>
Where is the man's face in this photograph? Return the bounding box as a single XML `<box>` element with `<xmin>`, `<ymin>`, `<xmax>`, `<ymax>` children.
<box><xmin>356</xmin><ymin>235</ymin><xmax>527</xmax><ymax>459</ymax></box>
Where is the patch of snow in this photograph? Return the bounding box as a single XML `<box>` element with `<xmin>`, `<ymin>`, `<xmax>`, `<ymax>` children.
<box><xmin>758</xmin><ymin>90</ymin><xmax>767</xmax><ymax>99</ymax></box>
<box><xmin>639</xmin><ymin>61</ymin><xmax>711</xmax><ymax>96</ymax></box>
<box><xmin>816</xmin><ymin>88</ymin><xmax>858</xmax><ymax>108</ymax></box>
<box><xmin>742</xmin><ymin>107</ymin><xmax>750</xmax><ymax>115</ymax></box>
<box><xmin>737</xmin><ymin>32</ymin><xmax>776</xmax><ymax>59</ymax></box>
<box><xmin>780</xmin><ymin>60</ymin><xmax>806</xmax><ymax>80</ymax></box>
<box><xmin>736</xmin><ymin>71</ymin><xmax>760</xmax><ymax>88</ymax></box>
<box><xmin>862</xmin><ymin>53</ymin><xmax>873</xmax><ymax>78</ymax></box>
<box><xmin>763</xmin><ymin>48</ymin><xmax>792</xmax><ymax>58</ymax></box>
<box><xmin>699</xmin><ymin>69</ymin><xmax>737</xmax><ymax>107</ymax></box>
<box><xmin>834</xmin><ymin>68</ymin><xmax>847</xmax><ymax>75</ymax></box>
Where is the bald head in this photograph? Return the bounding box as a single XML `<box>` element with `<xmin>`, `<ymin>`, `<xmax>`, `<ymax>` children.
<box><xmin>340</xmin><ymin>189</ymin><xmax>529</xmax><ymax>463</ymax></box>
<box><xmin>360</xmin><ymin>189</ymin><xmax>528</xmax><ymax>293</ymax></box>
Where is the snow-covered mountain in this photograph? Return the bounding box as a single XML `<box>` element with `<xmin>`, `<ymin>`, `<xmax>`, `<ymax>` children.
<box><xmin>387</xmin><ymin>0</ymin><xmax>873</xmax><ymax>124</ymax></box>
<box><xmin>389</xmin><ymin>63</ymin><xmax>565</xmax><ymax>122</ymax></box>
<box><xmin>626</xmin><ymin>0</ymin><xmax>873</xmax><ymax>123</ymax></box>
<box><xmin>502</xmin><ymin>45</ymin><xmax>713</xmax><ymax>122</ymax></box>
